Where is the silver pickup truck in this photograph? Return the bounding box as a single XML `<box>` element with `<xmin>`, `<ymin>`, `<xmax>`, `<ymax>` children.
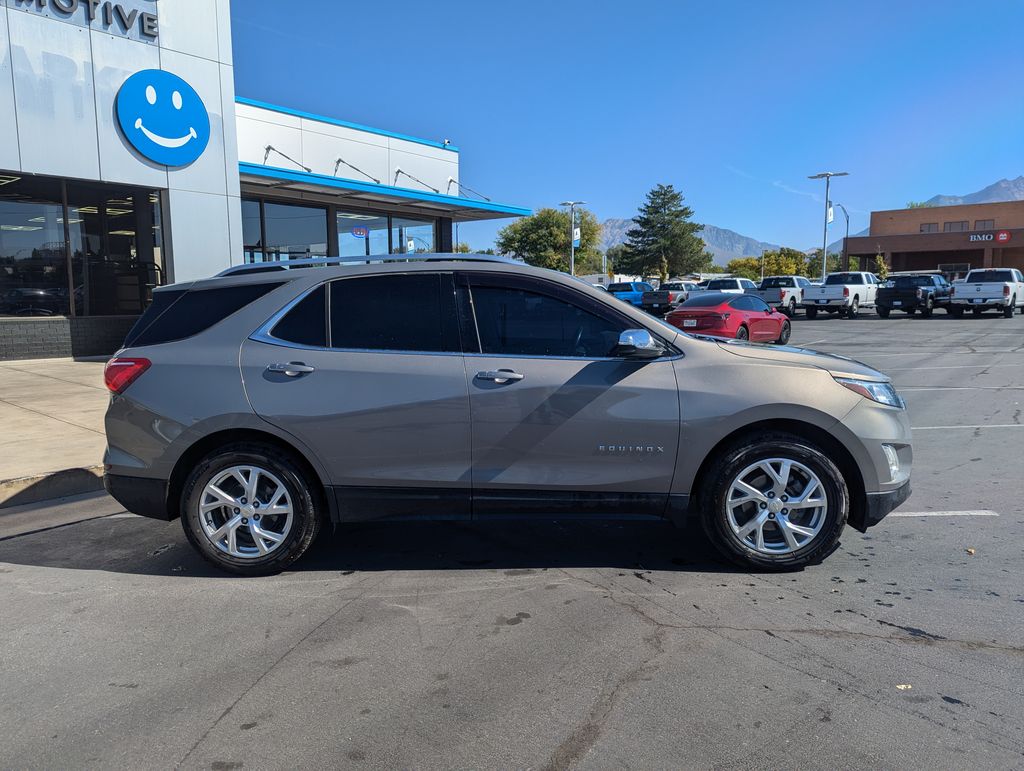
<box><xmin>747</xmin><ymin>276</ymin><xmax>812</xmax><ymax>316</ymax></box>
<box><xmin>949</xmin><ymin>268</ymin><xmax>1024</xmax><ymax>317</ymax></box>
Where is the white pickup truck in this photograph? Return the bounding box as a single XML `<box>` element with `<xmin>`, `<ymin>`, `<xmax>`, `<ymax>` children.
<box><xmin>748</xmin><ymin>275</ymin><xmax>812</xmax><ymax>316</ymax></box>
<box><xmin>802</xmin><ymin>272</ymin><xmax>882</xmax><ymax>319</ymax></box>
<box><xmin>949</xmin><ymin>268</ymin><xmax>1024</xmax><ymax>317</ymax></box>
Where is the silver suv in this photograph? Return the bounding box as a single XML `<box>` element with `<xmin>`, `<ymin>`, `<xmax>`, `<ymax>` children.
<box><xmin>103</xmin><ymin>255</ymin><xmax>912</xmax><ymax>575</ymax></box>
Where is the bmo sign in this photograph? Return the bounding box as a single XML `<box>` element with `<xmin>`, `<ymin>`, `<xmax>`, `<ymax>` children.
<box><xmin>969</xmin><ymin>230</ymin><xmax>1012</xmax><ymax>243</ymax></box>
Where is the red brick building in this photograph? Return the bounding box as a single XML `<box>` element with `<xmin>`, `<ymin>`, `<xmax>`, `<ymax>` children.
<box><xmin>844</xmin><ymin>200</ymin><xmax>1024</xmax><ymax>277</ymax></box>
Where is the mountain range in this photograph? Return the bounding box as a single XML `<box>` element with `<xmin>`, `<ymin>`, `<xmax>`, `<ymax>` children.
<box><xmin>601</xmin><ymin>177</ymin><xmax>1024</xmax><ymax>264</ymax></box>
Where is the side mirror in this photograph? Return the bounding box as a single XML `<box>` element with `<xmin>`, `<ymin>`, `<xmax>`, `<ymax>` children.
<box><xmin>614</xmin><ymin>329</ymin><xmax>664</xmax><ymax>359</ymax></box>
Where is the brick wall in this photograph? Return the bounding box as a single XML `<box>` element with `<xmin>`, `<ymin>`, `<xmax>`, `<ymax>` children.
<box><xmin>0</xmin><ymin>317</ymin><xmax>139</xmax><ymax>361</ymax></box>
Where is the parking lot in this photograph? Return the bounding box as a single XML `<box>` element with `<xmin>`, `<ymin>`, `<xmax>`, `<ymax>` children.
<box><xmin>1</xmin><ymin>312</ymin><xmax>1023</xmax><ymax>770</ymax></box>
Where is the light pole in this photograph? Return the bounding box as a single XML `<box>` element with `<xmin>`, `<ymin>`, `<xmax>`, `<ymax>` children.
<box><xmin>560</xmin><ymin>200</ymin><xmax>586</xmax><ymax>276</ymax></box>
<box><xmin>835</xmin><ymin>202</ymin><xmax>850</xmax><ymax>270</ymax></box>
<box><xmin>808</xmin><ymin>171</ymin><xmax>848</xmax><ymax>282</ymax></box>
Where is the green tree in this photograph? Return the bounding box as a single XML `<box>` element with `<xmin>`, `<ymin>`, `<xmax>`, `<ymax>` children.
<box><xmin>619</xmin><ymin>184</ymin><xmax>712</xmax><ymax>280</ymax></box>
<box><xmin>874</xmin><ymin>252</ymin><xmax>889</xmax><ymax>281</ymax></box>
<box><xmin>725</xmin><ymin>257</ymin><xmax>761</xmax><ymax>280</ymax></box>
<box><xmin>495</xmin><ymin>207</ymin><xmax>602</xmax><ymax>274</ymax></box>
<box><xmin>805</xmin><ymin>249</ymin><xmax>842</xmax><ymax>279</ymax></box>
<box><xmin>604</xmin><ymin>243</ymin><xmax>629</xmax><ymax>275</ymax></box>
<box><xmin>453</xmin><ymin>242</ymin><xmax>472</xmax><ymax>253</ymax></box>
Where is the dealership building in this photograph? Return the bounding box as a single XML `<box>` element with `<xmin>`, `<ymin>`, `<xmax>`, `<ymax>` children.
<box><xmin>0</xmin><ymin>0</ymin><xmax>528</xmax><ymax>360</ymax></box>
<box><xmin>844</xmin><ymin>201</ymin><xmax>1024</xmax><ymax>278</ymax></box>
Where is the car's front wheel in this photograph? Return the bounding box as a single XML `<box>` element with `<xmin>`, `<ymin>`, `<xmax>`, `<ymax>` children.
<box><xmin>700</xmin><ymin>433</ymin><xmax>849</xmax><ymax>570</ymax></box>
<box><xmin>180</xmin><ymin>443</ymin><xmax>322</xmax><ymax>576</ymax></box>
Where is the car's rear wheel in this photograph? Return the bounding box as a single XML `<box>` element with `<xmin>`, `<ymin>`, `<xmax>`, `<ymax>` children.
<box><xmin>180</xmin><ymin>443</ymin><xmax>322</xmax><ymax>576</ymax></box>
<box><xmin>876</xmin><ymin>306</ymin><xmax>890</xmax><ymax>318</ymax></box>
<box><xmin>700</xmin><ymin>433</ymin><xmax>849</xmax><ymax>570</ymax></box>
<box><xmin>920</xmin><ymin>297</ymin><xmax>934</xmax><ymax>317</ymax></box>
<box><xmin>1003</xmin><ymin>297</ymin><xmax>1016</xmax><ymax>318</ymax></box>
<box><xmin>787</xmin><ymin>298</ymin><xmax>797</xmax><ymax>316</ymax></box>
<box><xmin>846</xmin><ymin>297</ymin><xmax>860</xmax><ymax>319</ymax></box>
<box><xmin>775</xmin><ymin>319</ymin><xmax>791</xmax><ymax>345</ymax></box>
<box><xmin>735</xmin><ymin>325</ymin><xmax>749</xmax><ymax>341</ymax></box>
<box><xmin>805</xmin><ymin>307</ymin><xmax>818</xmax><ymax>320</ymax></box>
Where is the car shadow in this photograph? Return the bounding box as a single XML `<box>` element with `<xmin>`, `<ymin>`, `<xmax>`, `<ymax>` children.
<box><xmin>0</xmin><ymin>516</ymin><xmax>745</xmax><ymax>578</ymax></box>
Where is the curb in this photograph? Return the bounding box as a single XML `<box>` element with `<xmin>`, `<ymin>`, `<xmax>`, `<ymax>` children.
<box><xmin>0</xmin><ymin>466</ymin><xmax>105</xmax><ymax>510</ymax></box>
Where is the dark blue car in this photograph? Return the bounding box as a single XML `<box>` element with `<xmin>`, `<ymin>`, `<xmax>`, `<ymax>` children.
<box><xmin>607</xmin><ymin>281</ymin><xmax>654</xmax><ymax>307</ymax></box>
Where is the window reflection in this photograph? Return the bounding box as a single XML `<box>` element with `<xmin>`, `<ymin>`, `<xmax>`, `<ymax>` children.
<box><xmin>263</xmin><ymin>202</ymin><xmax>328</xmax><ymax>262</ymax></box>
<box><xmin>391</xmin><ymin>216</ymin><xmax>435</xmax><ymax>254</ymax></box>
<box><xmin>337</xmin><ymin>211</ymin><xmax>388</xmax><ymax>258</ymax></box>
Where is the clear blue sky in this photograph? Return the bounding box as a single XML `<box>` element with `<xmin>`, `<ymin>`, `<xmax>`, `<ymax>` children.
<box><xmin>231</xmin><ymin>0</ymin><xmax>1024</xmax><ymax>251</ymax></box>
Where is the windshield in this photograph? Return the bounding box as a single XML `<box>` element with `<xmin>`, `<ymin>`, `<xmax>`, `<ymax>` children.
<box><xmin>759</xmin><ymin>277</ymin><xmax>792</xmax><ymax>289</ymax></box>
<box><xmin>966</xmin><ymin>270</ymin><xmax>1014</xmax><ymax>283</ymax></box>
<box><xmin>681</xmin><ymin>292</ymin><xmax>731</xmax><ymax>307</ymax></box>
<box><xmin>892</xmin><ymin>276</ymin><xmax>934</xmax><ymax>288</ymax></box>
<box><xmin>824</xmin><ymin>273</ymin><xmax>863</xmax><ymax>285</ymax></box>
<box><xmin>706</xmin><ymin>279</ymin><xmax>738</xmax><ymax>290</ymax></box>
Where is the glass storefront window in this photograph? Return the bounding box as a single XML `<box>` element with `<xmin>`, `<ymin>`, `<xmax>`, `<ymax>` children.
<box><xmin>242</xmin><ymin>198</ymin><xmax>263</xmax><ymax>263</ymax></box>
<box><xmin>391</xmin><ymin>216</ymin><xmax>435</xmax><ymax>254</ymax></box>
<box><xmin>337</xmin><ymin>211</ymin><xmax>388</xmax><ymax>258</ymax></box>
<box><xmin>263</xmin><ymin>201</ymin><xmax>328</xmax><ymax>262</ymax></box>
<box><xmin>66</xmin><ymin>184</ymin><xmax>164</xmax><ymax>316</ymax></box>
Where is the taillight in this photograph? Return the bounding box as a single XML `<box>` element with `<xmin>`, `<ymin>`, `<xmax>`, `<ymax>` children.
<box><xmin>1004</xmin><ymin>285</ymin><xmax>1011</xmax><ymax>296</ymax></box>
<box><xmin>950</xmin><ymin>286</ymin><xmax>955</xmax><ymax>297</ymax></box>
<box><xmin>916</xmin><ymin>288</ymin><xmax>923</xmax><ymax>299</ymax></box>
<box><xmin>104</xmin><ymin>357</ymin><xmax>151</xmax><ymax>394</ymax></box>
<box><xmin>778</xmin><ymin>289</ymin><xmax>785</xmax><ymax>301</ymax></box>
<box><xmin>843</xmin><ymin>286</ymin><xmax>850</xmax><ymax>297</ymax></box>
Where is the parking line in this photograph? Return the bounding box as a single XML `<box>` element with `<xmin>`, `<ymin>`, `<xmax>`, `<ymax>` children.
<box><xmin>884</xmin><ymin>363</ymin><xmax>1024</xmax><ymax>371</ymax></box>
<box><xmin>900</xmin><ymin>386</ymin><xmax>1024</xmax><ymax>391</ymax></box>
<box><xmin>890</xmin><ymin>510</ymin><xmax>998</xmax><ymax>517</ymax></box>
<box><xmin>912</xmin><ymin>424</ymin><xmax>1024</xmax><ymax>430</ymax></box>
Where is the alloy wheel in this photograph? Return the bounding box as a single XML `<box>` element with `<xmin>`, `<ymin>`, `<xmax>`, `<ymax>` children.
<box><xmin>198</xmin><ymin>465</ymin><xmax>294</xmax><ymax>558</ymax></box>
<box><xmin>725</xmin><ymin>458</ymin><xmax>827</xmax><ymax>554</ymax></box>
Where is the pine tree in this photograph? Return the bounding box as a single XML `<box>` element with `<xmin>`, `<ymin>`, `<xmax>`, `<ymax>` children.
<box><xmin>619</xmin><ymin>184</ymin><xmax>711</xmax><ymax>279</ymax></box>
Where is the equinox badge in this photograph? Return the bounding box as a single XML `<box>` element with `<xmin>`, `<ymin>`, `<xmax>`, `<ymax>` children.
<box><xmin>598</xmin><ymin>445</ymin><xmax>665</xmax><ymax>454</ymax></box>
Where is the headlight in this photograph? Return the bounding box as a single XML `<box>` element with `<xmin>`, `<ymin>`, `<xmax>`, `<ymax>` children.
<box><xmin>834</xmin><ymin>377</ymin><xmax>904</xmax><ymax>408</ymax></box>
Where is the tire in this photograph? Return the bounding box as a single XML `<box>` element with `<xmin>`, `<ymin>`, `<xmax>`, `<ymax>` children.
<box><xmin>180</xmin><ymin>443</ymin><xmax>322</xmax><ymax>576</ymax></box>
<box><xmin>950</xmin><ymin>305</ymin><xmax>964</xmax><ymax>317</ymax></box>
<box><xmin>846</xmin><ymin>297</ymin><xmax>860</xmax><ymax>319</ymax></box>
<box><xmin>876</xmin><ymin>306</ymin><xmax>890</xmax><ymax>318</ymax></box>
<box><xmin>1003</xmin><ymin>297</ymin><xmax>1015</xmax><ymax>318</ymax></box>
<box><xmin>775</xmin><ymin>319</ymin><xmax>791</xmax><ymax>345</ymax></box>
<box><xmin>805</xmin><ymin>307</ymin><xmax>818</xmax><ymax>320</ymax></box>
<box><xmin>920</xmin><ymin>297</ymin><xmax>934</xmax><ymax>318</ymax></box>
<box><xmin>787</xmin><ymin>298</ymin><xmax>797</xmax><ymax>317</ymax></box>
<box><xmin>735</xmin><ymin>325</ymin><xmax>749</xmax><ymax>341</ymax></box>
<box><xmin>699</xmin><ymin>432</ymin><xmax>849</xmax><ymax>570</ymax></box>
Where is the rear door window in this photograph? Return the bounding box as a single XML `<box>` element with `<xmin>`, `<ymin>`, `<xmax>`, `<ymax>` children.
<box><xmin>328</xmin><ymin>273</ymin><xmax>459</xmax><ymax>352</ymax></box>
<box><xmin>270</xmin><ymin>285</ymin><xmax>327</xmax><ymax>347</ymax></box>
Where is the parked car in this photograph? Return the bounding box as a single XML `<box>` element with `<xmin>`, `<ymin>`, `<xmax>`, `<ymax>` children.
<box><xmin>876</xmin><ymin>274</ymin><xmax>952</xmax><ymax>318</ymax></box>
<box><xmin>948</xmin><ymin>268</ymin><xmax>1024</xmax><ymax>317</ymax></box>
<box><xmin>641</xmin><ymin>280</ymin><xmax>699</xmax><ymax>315</ymax></box>
<box><xmin>606</xmin><ymin>281</ymin><xmax>654</xmax><ymax>306</ymax></box>
<box><xmin>802</xmin><ymin>272</ymin><xmax>882</xmax><ymax>319</ymax></box>
<box><xmin>103</xmin><ymin>254</ymin><xmax>911</xmax><ymax>575</ymax></box>
<box><xmin>749</xmin><ymin>276</ymin><xmax>811</xmax><ymax>316</ymax></box>
<box><xmin>665</xmin><ymin>291</ymin><xmax>792</xmax><ymax>344</ymax></box>
<box><xmin>704</xmin><ymin>277</ymin><xmax>758</xmax><ymax>294</ymax></box>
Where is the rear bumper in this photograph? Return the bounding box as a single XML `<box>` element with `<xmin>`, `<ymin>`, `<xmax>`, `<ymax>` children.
<box><xmin>802</xmin><ymin>299</ymin><xmax>849</xmax><ymax>308</ymax></box>
<box><xmin>950</xmin><ymin>298</ymin><xmax>1008</xmax><ymax>307</ymax></box>
<box><xmin>852</xmin><ymin>480</ymin><xmax>911</xmax><ymax>532</ymax></box>
<box><xmin>104</xmin><ymin>473</ymin><xmax>172</xmax><ymax>520</ymax></box>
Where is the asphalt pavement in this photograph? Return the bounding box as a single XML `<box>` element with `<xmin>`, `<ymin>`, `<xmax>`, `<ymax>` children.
<box><xmin>1</xmin><ymin>311</ymin><xmax>1023</xmax><ymax>770</ymax></box>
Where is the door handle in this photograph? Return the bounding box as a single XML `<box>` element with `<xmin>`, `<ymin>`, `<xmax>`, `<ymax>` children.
<box><xmin>475</xmin><ymin>369</ymin><xmax>524</xmax><ymax>383</ymax></box>
<box><xmin>266</xmin><ymin>362</ymin><xmax>316</xmax><ymax>377</ymax></box>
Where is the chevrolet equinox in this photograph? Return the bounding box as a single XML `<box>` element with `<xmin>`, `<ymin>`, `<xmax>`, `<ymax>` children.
<box><xmin>103</xmin><ymin>255</ymin><xmax>912</xmax><ymax>575</ymax></box>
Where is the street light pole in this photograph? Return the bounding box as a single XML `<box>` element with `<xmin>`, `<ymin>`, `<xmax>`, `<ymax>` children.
<box><xmin>808</xmin><ymin>171</ymin><xmax>848</xmax><ymax>282</ymax></box>
<box><xmin>835</xmin><ymin>203</ymin><xmax>850</xmax><ymax>270</ymax></box>
<box><xmin>560</xmin><ymin>200</ymin><xmax>586</xmax><ymax>276</ymax></box>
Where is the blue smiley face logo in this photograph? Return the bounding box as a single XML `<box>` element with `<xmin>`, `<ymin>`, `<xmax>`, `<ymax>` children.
<box><xmin>116</xmin><ymin>69</ymin><xmax>210</xmax><ymax>167</ymax></box>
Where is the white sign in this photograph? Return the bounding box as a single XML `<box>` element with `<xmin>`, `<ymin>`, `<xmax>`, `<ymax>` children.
<box><xmin>827</xmin><ymin>206</ymin><xmax>834</xmax><ymax>224</ymax></box>
<box><xmin>969</xmin><ymin>233</ymin><xmax>994</xmax><ymax>242</ymax></box>
<box><xmin>407</xmin><ymin>239</ymin><xmax>416</xmax><ymax>252</ymax></box>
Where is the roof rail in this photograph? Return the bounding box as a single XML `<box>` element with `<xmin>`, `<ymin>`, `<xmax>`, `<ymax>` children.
<box><xmin>215</xmin><ymin>253</ymin><xmax>520</xmax><ymax>277</ymax></box>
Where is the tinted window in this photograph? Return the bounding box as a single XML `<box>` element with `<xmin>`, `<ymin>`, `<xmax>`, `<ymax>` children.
<box><xmin>661</xmin><ymin>283</ymin><xmax>684</xmax><ymax>290</ymax></box>
<box><xmin>606</xmin><ymin>283</ymin><xmax>633</xmax><ymax>292</ymax></box>
<box><xmin>681</xmin><ymin>292</ymin><xmax>732</xmax><ymax>307</ymax></box>
<box><xmin>760</xmin><ymin>277</ymin><xmax>793</xmax><ymax>289</ymax></box>
<box><xmin>330</xmin><ymin>274</ymin><xmax>456</xmax><ymax>352</ymax></box>
<box><xmin>966</xmin><ymin>270</ymin><xmax>1014</xmax><ymax>283</ymax></box>
<box><xmin>749</xmin><ymin>296</ymin><xmax>770</xmax><ymax>312</ymax></box>
<box><xmin>470</xmin><ymin>284</ymin><xmax>624</xmax><ymax>358</ymax></box>
<box><xmin>639</xmin><ymin>283</ymin><xmax>654</xmax><ymax>291</ymax></box>
<box><xmin>892</xmin><ymin>276</ymin><xmax>934</xmax><ymax>288</ymax></box>
<box><xmin>706</xmin><ymin>279</ymin><xmax>738</xmax><ymax>290</ymax></box>
<box><xmin>729</xmin><ymin>295</ymin><xmax>755</xmax><ymax>310</ymax></box>
<box><xmin>824</xmin><ymin>273</ymin><xmax>864</xmax><ymax>285</ymax></box>
<box><xmin>126</xmin><ymin>282</ymin><xmax>284</xmax><ymax>347</ymax></box>
<box><xmin>271</xmin><ymin>285</ymin><xmax>326</xmax><ymax>347</ymax></box>
<box><xmin>797</xmin><ymin>278</ymin><xmax>810</xmax><ymax>287</ymax></box>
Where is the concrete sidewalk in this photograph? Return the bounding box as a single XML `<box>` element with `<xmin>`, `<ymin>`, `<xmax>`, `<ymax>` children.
<box><xmin>0</xmin><ymin>358</ymin><xmax>109</xmax><ymax>507</ymax></box>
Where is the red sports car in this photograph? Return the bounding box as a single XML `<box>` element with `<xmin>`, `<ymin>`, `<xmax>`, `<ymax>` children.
<box><xmin>666</xmin><ymin>292</ymin><xmax>792</xmax><ymax>344</ymax></box>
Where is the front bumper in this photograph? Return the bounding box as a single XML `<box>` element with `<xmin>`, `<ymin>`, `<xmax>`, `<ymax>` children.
<box><xmin>104</xmin><ymin>473</ymin><xmax>172</xmax><ymax>520</ymax></box>
<box><xmin>854</xmin><ymin>479</ymin><xmax>911</xmax><ymax>532</ymax></box>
